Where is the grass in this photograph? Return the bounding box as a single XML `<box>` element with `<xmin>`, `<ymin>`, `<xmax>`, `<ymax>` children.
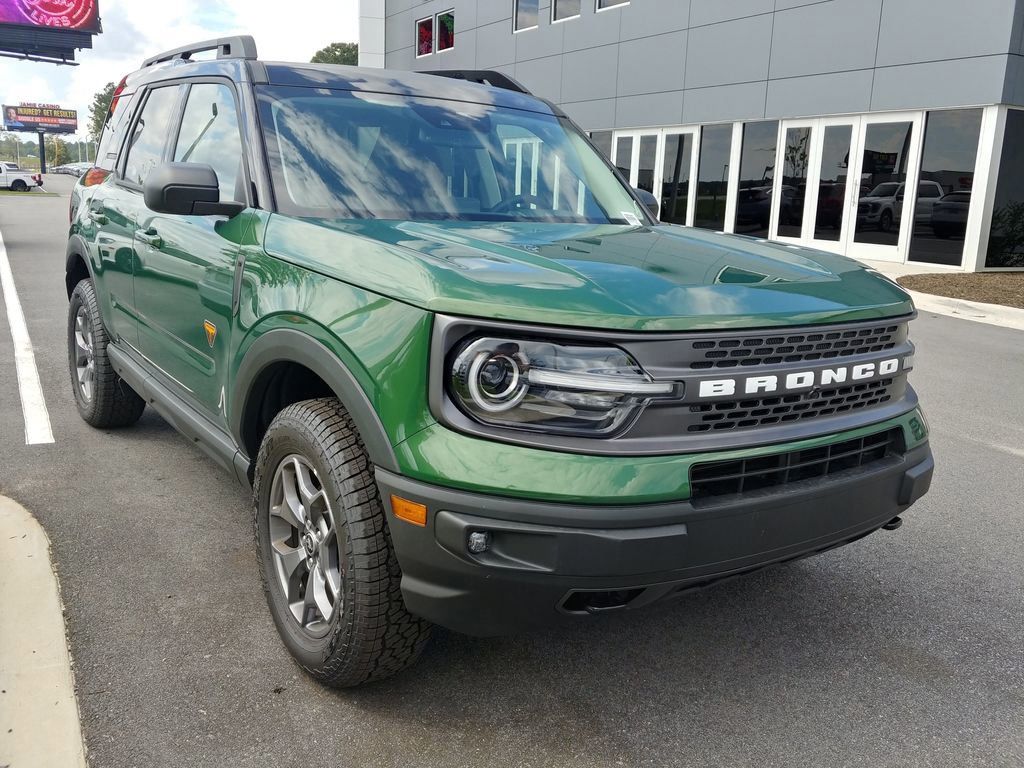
<box><xmin>0</xmin><ymin>189</ymin><xmax>58</xmax><ymax>197</ymax></box>
<box><xmin>899</xmin><ymin>272</ymin><xmax>1024</xmax><ymax>310</ymax></box>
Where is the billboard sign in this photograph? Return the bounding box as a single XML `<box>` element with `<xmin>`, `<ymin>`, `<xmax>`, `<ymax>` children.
<box><xmin>0</xmin><ymin>0</ymin><xmax>100</xmax><ymax>32</ymax></box>
<box><xmin>3</xmin><ymin>103</ymin><xmax>78</xmax><ymax>134</ymax></box>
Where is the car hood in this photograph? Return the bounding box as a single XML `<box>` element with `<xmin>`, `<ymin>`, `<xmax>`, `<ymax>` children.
<box><xmin>263</xmin><ymin>217</ymin><xmax>914</xmax><ymax>331</ymax></box>
<box><xmin>860</xmin><ymin>195</ymin><xmax>895</xmax><ymax>203</ymax></box>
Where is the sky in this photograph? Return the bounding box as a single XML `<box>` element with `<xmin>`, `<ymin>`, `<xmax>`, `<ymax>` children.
<box><xmin>0</xmin><ymin>0</ymin><xmax>360</xmax><ymax>142</ymax></box>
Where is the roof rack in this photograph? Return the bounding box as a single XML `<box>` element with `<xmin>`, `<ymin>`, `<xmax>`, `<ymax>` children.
<box><xmin>141</xmin><ymin>35</ymin><xmax>258</xmax><ymax>68</ymax></box>
<box><xmin>431</xmin><ymin>70</ymin><xmax>532</xmax><ymax>95</ymax></box>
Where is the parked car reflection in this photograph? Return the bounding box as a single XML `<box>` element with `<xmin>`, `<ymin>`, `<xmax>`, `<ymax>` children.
<box><xmin>930</xmin><ymin>191</ymin><xmax>970</xmax><ymax>239</ymax></box>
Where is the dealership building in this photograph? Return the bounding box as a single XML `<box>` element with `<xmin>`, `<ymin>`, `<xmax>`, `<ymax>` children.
<box><xmin>359</xmin><ymin>0</ymin><xmax>1024</xmax><ymax>271</ymax></box>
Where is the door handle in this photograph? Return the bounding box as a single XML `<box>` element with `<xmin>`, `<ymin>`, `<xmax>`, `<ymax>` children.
<box><xmin>136</xmin><ymin>227</ymin><xmax>163</xmax><ymax>249</ymax></box>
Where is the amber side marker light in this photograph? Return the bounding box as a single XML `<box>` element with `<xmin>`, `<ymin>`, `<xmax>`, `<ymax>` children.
<box><xmin>81</xmin><ymin>168</ymin><xmax>110</xmax><ymax>187</ymax></box>
<box><xmin>391</xmin><ymin>496</ymin><xmax>427</xmax><ymax>527</ymax></box>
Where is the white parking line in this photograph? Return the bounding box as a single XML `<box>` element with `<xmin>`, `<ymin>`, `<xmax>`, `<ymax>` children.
<box><xmin>0</xmin><ymin>226</ymin><xmax>55</xmax><ymax>445</ymax></box>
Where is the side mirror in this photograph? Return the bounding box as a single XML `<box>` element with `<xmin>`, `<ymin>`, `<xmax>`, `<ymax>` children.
<box><xmin>633</xmin><ymin>187</ymin><xmax>660</xmax><ymax>218</ymax></box>
<box><xmin>143</xmin><ymin>162</ymin><xmax>244</xmax><ymax>217</ymax></box>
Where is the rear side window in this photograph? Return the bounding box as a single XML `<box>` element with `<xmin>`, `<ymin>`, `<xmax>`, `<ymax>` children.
<box><xmin>173</xmin><ymin>83</ymin><xmax>244</xmax><ymax>201</ymax></box>
<box><xmin>95</xmin><ymin>91</ymin><xmax>136</xmax><ymax>172</ymax></box>
<box><xmin>122</xmin><ymin>86</ymin><xmax>181</xmax><ymax>186</ymax></box>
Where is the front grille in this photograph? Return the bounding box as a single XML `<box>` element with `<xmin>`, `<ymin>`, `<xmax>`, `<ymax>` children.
<box><xmin>689</xmin><ymin>428</ymin><xmax>903</xmax><ymax>501</ymax></box>
<box><xmin>690</xmin><ymin>323</ymin><xmax>901</xmax><ymax>370</ymax></box>
<box><xmin>687</xmin><ymin>379</ymin><xmax>895</xmax><ymax>432</ymax></box>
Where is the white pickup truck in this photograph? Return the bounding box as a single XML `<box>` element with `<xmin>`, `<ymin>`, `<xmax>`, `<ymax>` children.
<box><xmin>0</xmin><ymin>162</ymin><xmax>43</xmax><ymax>191</ymax></box>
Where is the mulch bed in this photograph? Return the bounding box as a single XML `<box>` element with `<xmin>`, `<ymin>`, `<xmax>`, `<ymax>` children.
<box><xmin>898</xmin><ymin>273</ymin><xmax>1024</xmax><ymax>310</ymax></box>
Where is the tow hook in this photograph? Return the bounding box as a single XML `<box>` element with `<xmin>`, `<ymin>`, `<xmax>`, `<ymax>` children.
<box><xmin>882</xmin><ymin>516</ymin><xmax>903</xmax><ymax>531</ymax></box>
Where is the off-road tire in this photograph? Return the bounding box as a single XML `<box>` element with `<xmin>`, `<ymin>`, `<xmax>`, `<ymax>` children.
<box><xmin>67</xmin><ymin>279</ymin><xmax>146</xmax><ymax>428</ymax></box>
<box><xmin>254</xmin><ymin>398</ymin><xmax>432</xmax><ymax>688</ymax></box>
<box><xmin>10</xmin><ymin>179</ymin><xmax>27</xmax><ymax>192</ymax></box>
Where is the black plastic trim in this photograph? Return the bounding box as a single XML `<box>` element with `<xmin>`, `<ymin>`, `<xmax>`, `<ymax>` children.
<box><xmin>231</xmin><ymin>328</ymin><xmax>399</xmax><ymax>473</ymax></box>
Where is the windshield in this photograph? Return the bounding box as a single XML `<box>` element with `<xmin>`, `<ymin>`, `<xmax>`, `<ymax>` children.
<box><xmin>256</xmin><ymin>85</ymin><xmax>647</xmax><ymax>224</ymax></box>
<box><xmin>867</xmin><ymin>182</ymin><xmax>901</xmax><ymax>197</ymax></box>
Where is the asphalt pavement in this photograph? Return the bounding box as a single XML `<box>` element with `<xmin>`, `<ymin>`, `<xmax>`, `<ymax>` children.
<box><xmin>0</xmin><ymin>175</ymin><xmax>1022</xmax><ymax>768</ymax></box>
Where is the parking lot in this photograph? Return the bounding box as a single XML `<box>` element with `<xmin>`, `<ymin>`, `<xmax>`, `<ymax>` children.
<box><xmin>1</xmin><ymin>175</ymin><xmax>1022</xmax><ymax>767</ymax></box>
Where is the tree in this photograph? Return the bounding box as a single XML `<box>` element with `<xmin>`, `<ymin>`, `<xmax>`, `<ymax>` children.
<box><xmin>88</xmin><ymin>81</ymin><xmax>116</xmax><ymax>141</ymax></box>
<box><xmin>310</xmin><ymin>42</ymin><xmax>358</xmax><ymax>66</ymax></box>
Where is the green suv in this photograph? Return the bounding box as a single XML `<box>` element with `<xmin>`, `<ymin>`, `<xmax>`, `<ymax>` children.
<box><xmin>66</xmin><ymin>37</ymin><xmax>933</xmax><ymax>687</ymax></box>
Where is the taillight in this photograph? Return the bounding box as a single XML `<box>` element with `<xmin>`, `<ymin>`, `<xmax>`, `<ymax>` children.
<box><xmin>108</xmin><ymin>76</ymin><xmax>128</xmax><ymax>117</ymax></box>
<box><xmin>81</xmin><ymin>168</ymin><xmax>110</xmax><ymax>187</ymax></box>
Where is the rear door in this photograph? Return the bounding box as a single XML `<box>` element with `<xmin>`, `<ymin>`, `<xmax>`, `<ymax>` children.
<box><xmin>134</xmin><ymin>80</ymin><xmax>249</xmax><ymax>424</ymax></box>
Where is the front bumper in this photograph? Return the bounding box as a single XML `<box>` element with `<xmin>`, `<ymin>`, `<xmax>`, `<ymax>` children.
<box><xmin>378</xmin><ymin>441</ymin><xmax>933</xmax><ymax>637</ymax></box>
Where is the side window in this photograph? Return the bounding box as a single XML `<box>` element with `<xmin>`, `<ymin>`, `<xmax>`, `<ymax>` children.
<box><xmin>95</xmin><ymin>91</ymin><xmax>136</xmax><ymax>172</ymax></box>
<box><xmin>123</xmin><ymin>86</ymin><xmax>181</xmax><ymax>186</ymax></box>
<box><xmin>173</xmin><ymin>83</ymin><xmax>244</xmax><ymax>201</ymax></box>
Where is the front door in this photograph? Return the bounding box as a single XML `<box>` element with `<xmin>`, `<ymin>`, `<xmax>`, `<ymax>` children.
<box><xmin>134</xmin><ymin>81</ymin><xmax>248</xmax><ymax>423</ymax></box>
<box><xmin>846</xmin><ymin>113</ymin><xmax>923</xmax><ymax>263</ymax></box>
<box><xmin>612</xmin><ymin>130</ymin><xmax>660</xmax><ymax>211</ymax></box>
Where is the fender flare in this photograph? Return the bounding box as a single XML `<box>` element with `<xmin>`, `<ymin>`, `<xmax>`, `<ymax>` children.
<box><xmin>65</xmin><ymin>234</ymin><xmax>94</xmax><ymax>297</ymax></box>
<box><xmin>230</xmin><ymin>328</ymin><xmax>399</xmax><ymax>473</ymax></box>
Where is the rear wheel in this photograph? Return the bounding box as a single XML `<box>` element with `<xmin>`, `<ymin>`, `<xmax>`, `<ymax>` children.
<box><xmin>10</xmin><ymin>179</ymin><xmax>27</xmax><ymax>192</ymax></box>
<box><xmin>67</xmin><ymin>279</ymin><xmax>145</xmax><ymax>428</ymax></box>
<box><xmin>254</xmin><ymin>398</ymin><xmax>432</xmax><ymax>687</ymax></box>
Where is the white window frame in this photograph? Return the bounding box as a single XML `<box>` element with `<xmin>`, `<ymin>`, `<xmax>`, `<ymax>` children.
<box><xmin>551</xmin><ymin>0</ymin><xmax>581</xmax><ymax>24</ymax></box>
<box><xmin>513</xmin><ymin>0</ymin><xmax>539</xmax><ymax>33</ymax></box>
<box><xmin>435</xmin><ymin>9</ymin><xmax>455</xmax><ymax>53</ymax></box>
<box><xmin>596</xmin><ymin>0</ymin><xmax>629</xmax><ymax>13</ymax></box>
<box><xmin>414</xmin><ymin>15</ymin><xmax>434</xmax><ymax>58</ymax></box>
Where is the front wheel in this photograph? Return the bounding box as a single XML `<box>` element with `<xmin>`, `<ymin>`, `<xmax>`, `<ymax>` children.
<box><xmin>253</xmin><ymin>398</ymin><xmax>432</xmax><ymax>688</ymax></box>
<box><xmin>67</xmin><ymin>279</ymin><xmax>146</xmax><ymax>428</ymax></box>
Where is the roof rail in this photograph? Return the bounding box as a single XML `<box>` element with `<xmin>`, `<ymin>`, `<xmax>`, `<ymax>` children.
<box><xmin>431</xmin><ymin>70</ymin><xmax>532</xmax><ymax>95</ymax></box>
<box><xmin>141</xmin><ymin>35</ymin><xmax>258</xmax><ymax>68</ymax></box>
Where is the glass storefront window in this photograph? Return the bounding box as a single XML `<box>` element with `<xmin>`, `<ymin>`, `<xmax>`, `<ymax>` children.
<box><xmin>660</xmin><ymin>132</ymin><xmax>692</xmax><ymax>225</ymax></box>
<box><xmin>814</xmin><ymin>125</ymin><xmax>852</xmax><ymax>241</ymax></box>
<box><xmin>778</xmin><ymin>126</ymin><xmax>811</xmax><ymax>238</ymax></box>
<box><xmin>694</xmin><ymin>124</ymin><xmax>732</xmax><ymax>230</ymax></box>
<box><xmin>615</xmin><ymin>136</ymin><xmax>632</xmax><ymax>179</ymax></box>
<box><xmin>908</xmin><ymin>109</ymin><xmax>982</xmax><ymax>266</ymax></box>
<box><xmin>853</xmin><ymin>121</ymin><xmax>914</xmax><ymax>246</ymax></box>
<box><xmin>987</xmin><ymin>109</ymin><xmax>1024</xmax><ymax>268</ymax></box>
<box><xmin>589</xmin><ymin>131</ymin><xmax>613</xmax><ymax>161</ymax></box>
<box><xmin>637</xmin><ymin>134</ymin><xmax>657</xmax><ymax>194</ymax></box>
<box><xmin>734</xmin><ymin>121</ymin><xmax>778</xmax><ymax>238</ymax></box>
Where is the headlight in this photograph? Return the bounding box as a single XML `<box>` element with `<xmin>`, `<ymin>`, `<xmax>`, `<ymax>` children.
<box><xmin>449</xmin><ymin>337</ymin><xmax>677</xmax><ymax>436</ymax></box>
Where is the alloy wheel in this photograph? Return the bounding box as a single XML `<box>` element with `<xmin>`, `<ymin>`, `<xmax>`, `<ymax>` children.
<box><xmin>73</xmin><ymin>305</ymin><xmax>95</xmax><ymax>402</ymax></box>
<box><xmin>268</xmin><ymin>454</ymin><xmax>344</xmax><ymax>637</ymax></box>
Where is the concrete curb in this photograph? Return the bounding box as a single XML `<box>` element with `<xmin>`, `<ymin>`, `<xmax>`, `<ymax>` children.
<box><xmin>905</xmin><ymin>289</ymin><xmax>1024</xmax><ymax>332</ymax></box>
<box><xmin>0</xmin><ymin>495</ymin><xmax>87</xmax><ymax>768</ymax></box>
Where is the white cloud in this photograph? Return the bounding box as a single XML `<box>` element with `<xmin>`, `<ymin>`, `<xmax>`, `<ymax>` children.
<box><xmin>0</xmin><ymin>0</ymin><xmax>359</xmax><ymax>141</ymax></box>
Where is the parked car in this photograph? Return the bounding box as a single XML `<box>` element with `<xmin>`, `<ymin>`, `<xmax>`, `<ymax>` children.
<box><xmin>66</xmin><ymin>36</ymin><xmax>933</xmax><ymax>688</ymax></box>
<box><xmin>930</xmin><ymin>191</ymin><xmax>971</xmax><ymax>238</ymax></box>
<box><xmin>857</xmin><ymin>180</ymin><xmax>944</xmax><ymax>232</ymax></box>
<box><xmin>0</xmin><ymin>163</ymin><xmax>42</xmax><ymax>191</ymax></box>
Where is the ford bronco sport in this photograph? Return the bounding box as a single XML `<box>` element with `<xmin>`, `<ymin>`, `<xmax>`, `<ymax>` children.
<box><xmin>66</xmin><ymin>37</ymin><xmax>933</xmax><ymax>688</ymax></box>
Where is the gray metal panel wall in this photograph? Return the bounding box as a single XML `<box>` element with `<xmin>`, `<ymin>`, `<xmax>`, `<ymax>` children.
<box><xmin>380</xmin><ymin>0</ymin><xmax>1024</xmax><ymax>130</ymax></box>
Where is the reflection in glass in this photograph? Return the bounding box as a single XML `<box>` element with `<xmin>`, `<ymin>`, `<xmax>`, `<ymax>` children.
<box><xmin>597</xmin><ymin>0</ymin><xmax>628</xmax><ymax>7</ymax></box>
<box><xmin>777</xmin><ymin>126</ymin><xmax>811</xmax><ymax>238</ymax></box>
<box><xmin>416</xmin><ymin>17</ymin><xmax>433</xmax><ymax>56</ymax></box>
<box><xmin>123</xmin><ymin>87</ymin><xmax>181</xmax><ymax>187</ymax></box>
<box><xmin>987</xmin><ymin>109</ymin><xmax>1024</xmax><ymax>267</ymax></box>
<box><xmin>553</xmin><ymin>0</ymin><xmax>581</xmax><ymax>21</ymax></box>
<box><xmin>694</xmin><ymin>124</ymin><xmax>732</xmax><ymax>230</ymax></box>
<box><xmin>854</xmin><ymin>121</ymin><xmax>913</xmax><ymax>246</ymax></box>
<box><xmin>813</xmin><ymin>125</ymin><xmax>852</xmax><ymax>241</ymax></box>
<box><xmin>514</xmin><ymin>0</ymin><xmax>539</xmax><ymax>31</ymax></box>
<box><xmin>734</xmin><ymin>121</ymin><xmax>778</xmax><ymax>237</ymax></box>
<box><xmin>437</xmin><ymin>11</ymin><xmax>455</xmax><ymax>51</ymax></box>
<box><xmin>637</xmin><ymin>134</ymin><xmax>657</xmax><ymax>194</ymax></box>
<box><xmin>615</xmin><ymin>136</ymin><xmax>633</xmax><ymax>180</ymax></box>
<box><xmin>660</xmin><ymin>132</ymin><xmax>691</xmax><ymax>225</ymax></box>
<box><xmin>908</xmin><ymin>109</ymin><xmax>982</xmax><ymax>266</ymax></box>
<box><xmin>174</xmin><ymin>84</ymin><xmax>243</xmax><ymax>200</ymax></box>
<box><xmin>589</xmin><ymin>131</ymin><xmax>612</xmax><ymax>160</ymax></box>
